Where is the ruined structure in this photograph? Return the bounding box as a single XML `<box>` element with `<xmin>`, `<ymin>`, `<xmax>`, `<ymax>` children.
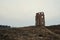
<box><xmin>35</xmin><ymin>12</ymin><xmax>45</xmax><ymax>26</ymax></box>
<box><xmin>0</xmin><ymin>12</ymin><xmax>60</xmax><ymax>40</ymax></box>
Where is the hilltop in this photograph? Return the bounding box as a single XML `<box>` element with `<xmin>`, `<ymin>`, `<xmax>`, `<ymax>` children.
<box><xmin>0</xmin><ymin>25</ymin><xmax>60</xmax><ymax>40</ymax></box>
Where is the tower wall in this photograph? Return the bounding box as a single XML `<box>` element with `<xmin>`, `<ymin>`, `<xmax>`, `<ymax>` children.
<box><xmin>35</xmin><ymin>12</ymin><xmax>45</xmax><ymax>26</ymax></box>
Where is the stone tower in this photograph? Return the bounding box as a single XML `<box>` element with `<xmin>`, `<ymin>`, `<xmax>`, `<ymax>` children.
<box><xmin>35</xmin><ymin>12</ymin><xmax>45</xmax><ymax>26</ymax></box>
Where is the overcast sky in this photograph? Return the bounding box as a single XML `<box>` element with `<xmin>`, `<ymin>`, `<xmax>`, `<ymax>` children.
<box><xmin>0</xmin><ymin>0</ymin><xmax>60</xmax><ymax>27</ymax></box>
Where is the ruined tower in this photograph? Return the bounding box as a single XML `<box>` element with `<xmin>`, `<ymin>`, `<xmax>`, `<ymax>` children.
<box><xmin>35</xmin><ymin>12</ymin><xmax>45</xmax><ymax>26</ymax></box>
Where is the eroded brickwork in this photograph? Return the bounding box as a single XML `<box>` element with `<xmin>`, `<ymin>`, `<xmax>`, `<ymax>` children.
<box><xmin>35</xmin><ymin>12</ymin><xmax>45</xmax><ymax>26</ymax></box>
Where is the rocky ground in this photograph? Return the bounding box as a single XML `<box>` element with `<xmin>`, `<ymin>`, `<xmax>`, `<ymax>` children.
<box><xmin>0</xmin><ymin>26</ymin><xmax>60</xmax><ymax>40</ymax></box>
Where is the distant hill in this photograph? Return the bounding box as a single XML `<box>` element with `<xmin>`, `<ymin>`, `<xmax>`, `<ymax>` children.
<box><xmin>0</xmin><ymin>25</ymin><xmax>10</xmax><ymax>29</ymax></box>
